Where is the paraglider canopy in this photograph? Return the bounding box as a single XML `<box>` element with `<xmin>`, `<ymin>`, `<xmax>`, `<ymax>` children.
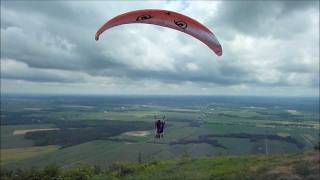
<box><xmin>95</xmin><ymin>9</ymin><xmax>222</xmax><ymax>56</ymax></box>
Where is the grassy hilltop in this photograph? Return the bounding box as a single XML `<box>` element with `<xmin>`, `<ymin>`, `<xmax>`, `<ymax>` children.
<box><xmin>1</xmin><ymin>150</ymin><xmax>319</xmax><ymax>180</ymax></box>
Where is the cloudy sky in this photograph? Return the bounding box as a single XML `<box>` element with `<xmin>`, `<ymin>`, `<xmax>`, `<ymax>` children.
<box><xmin>1</xmin><ymin>0</ymin><xmax>319</xmax><ymax>96</ymax></box>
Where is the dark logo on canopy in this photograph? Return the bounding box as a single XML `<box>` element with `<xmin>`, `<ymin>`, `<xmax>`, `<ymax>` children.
<box><xmin>136</xmin><ymin>14</ymin><xmax>152</xmax><ymax>21</ymax></box>
<box><xmin>174</xmin><ymin>20</ymin><xmax>187</xmax><ymax>30</ymax></box>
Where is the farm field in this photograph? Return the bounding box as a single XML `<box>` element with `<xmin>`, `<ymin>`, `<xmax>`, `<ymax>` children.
<box><xmin>0</xmin><ymin>145</ymin><xmax>59</xmax><ymax>166</ymax></box>
<box><xmin>1</xmin><ymin>95</ymin><xmax>319</xmax><ymax>170</ymax></box>
<box><xmin>1</xmin><ymin>124</ymin><xmax>57</xmax><ymax>149</ymax></box>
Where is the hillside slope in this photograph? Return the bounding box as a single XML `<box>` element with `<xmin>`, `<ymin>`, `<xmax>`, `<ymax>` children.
<box><xmin>94</xmin><ymin>151</ymin><xmax>319</xmax><ymax>180</ymax></box>
<box><xmin>1</xmin><ymin>151</ymin><xmax>319</xmax><ymax>180</ymax></box>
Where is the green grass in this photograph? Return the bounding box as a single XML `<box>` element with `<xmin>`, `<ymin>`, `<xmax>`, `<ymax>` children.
<box><xmin>3</xmin><ymin>140</ymin><xmax>175</xmax><ymax>169</ymax></box>
<box><xmin>91</xmin><ymin>151</ymin><xmax>319</xmax><ymax>180</ymax></box>
<box><xmin>2</xmin><ymin>151</ymin><xmax>318</xmax><ymax>180</ymax></box>
<box><xmin>0</xmin><ymin>145</ymin><xmax>60</xmax><ymax>165</ymax></box>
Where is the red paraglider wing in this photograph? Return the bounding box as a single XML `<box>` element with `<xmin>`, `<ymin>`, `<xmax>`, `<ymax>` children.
<box><xmin>95</xmin><ymin>9</ymin><xmax>222</xmax><ymax>56</ymax></box>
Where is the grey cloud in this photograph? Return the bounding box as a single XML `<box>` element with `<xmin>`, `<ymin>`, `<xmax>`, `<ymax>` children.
<box><xmin>1</xmin><ymin>8</ymin><xmax>122</xmax><ymax>71</ymax></box>
<box><xmin>0</xmin><ymin>1</ymin><xmax>318</xmax><ymax>95</ymax></box>
<box><xmin>277</xmin><ymin>62</ymin><xmax>315</xmax><ymax>74</ymax></box>
<box><xmin>2</xmin><ymin>73</ymin><xmax>81</xmax><ymax>83</ymax></box>
<box><xmin>1</xmin><ymin>59</ymin><xmax>85</xmax><ymax>83</ymax></box>
<box><xmin>280</xmin><ymin>0</ymin><xmax>317</xmax><ymax>15</ymax></box>
<box><xmin>212</xmin><ymin>0</ymin><xmax>317</xmax><ymax>39</ymax></box>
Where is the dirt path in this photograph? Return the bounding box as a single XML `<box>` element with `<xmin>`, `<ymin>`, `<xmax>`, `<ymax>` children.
<box><xmin>13</xmin><ymin>128</ymin><xmax>60</xmax><ymax>135</ymax></box>
<box><xmin>123</xmin><ymin>130</ymin><xmax>151</xmax><ymax>137</ymax></box>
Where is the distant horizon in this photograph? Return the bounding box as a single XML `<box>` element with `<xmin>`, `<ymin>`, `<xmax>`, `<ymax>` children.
<box><xmin>1</xmin><ymin>92</ymin><xmax>319</xmax><ymax>99</ymax></box>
